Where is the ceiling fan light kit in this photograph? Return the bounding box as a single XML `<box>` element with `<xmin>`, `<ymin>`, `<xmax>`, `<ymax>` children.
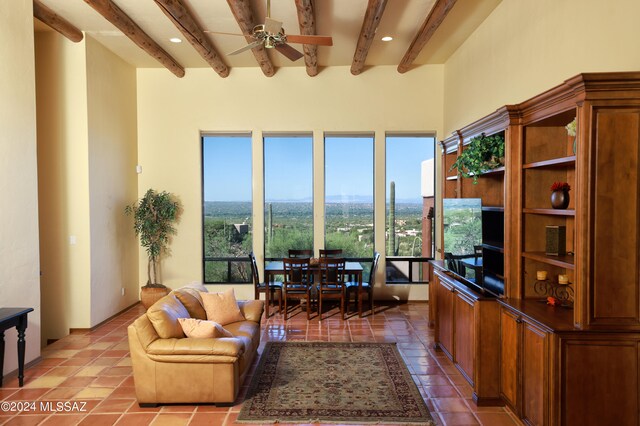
<box><xmin>222</xmin><ymin>0</ymin><xmax>332</xmax><ymax>61</ymax></box>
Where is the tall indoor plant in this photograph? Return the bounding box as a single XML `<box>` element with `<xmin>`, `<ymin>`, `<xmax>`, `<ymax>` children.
<box><xmin>125</xmin><ymin>189</ymin><xmax>180</xmax><ymax>307</ymax></box>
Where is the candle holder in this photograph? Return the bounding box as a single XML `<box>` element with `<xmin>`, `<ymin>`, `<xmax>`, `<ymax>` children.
<box><xmin>534</xmin><ymin>279</ymin><xmax>574</xmax><ymax>307</ymax></box>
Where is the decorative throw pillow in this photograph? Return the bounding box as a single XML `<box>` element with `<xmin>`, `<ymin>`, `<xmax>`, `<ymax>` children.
<box><xmin>177</xmin><ymin>318</ymin><xmax>233</xmax><ymax>338</ymax></box>
<box><xmin>174</xmin><ymin>290</ymin><xmax>207</xmax><ymax>320</ymax></box>
<box><xmin>184</xmin><ymin>281</ymin><xmax>208</xmax><ymax>293</ymax></box>
<box><xmin>146</xmin><ymin>294</ymin><xmax>190</xmax><ymax>339</ymax></box>
<box><xmin>199</xmin><ymin>288</ymin><xmax>245</xmax><ymax>326</ymax></box>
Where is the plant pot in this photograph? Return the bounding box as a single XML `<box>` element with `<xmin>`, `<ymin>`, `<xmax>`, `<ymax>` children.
<box><xmin>140</xmin><ymin>285</ymin><xmax>170</xmax><ymax>309</ymax></box>
<box><xmin>550</xmin><ymin>190</ymin><xmax>570</xmax><ymax>209</ymax></box>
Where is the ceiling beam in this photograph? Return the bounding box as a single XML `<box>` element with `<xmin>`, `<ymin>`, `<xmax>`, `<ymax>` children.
<box><xmin>398</xmin><ymin>0</ymin><xmax>457</xmax><ymax>74</ymax></box>
<box><xmin>154</xmin><ymin>0</ymin><xmax>229</xmax><ymax>77</ymax></box>
<box><xmin>226</xmin><ymin>0</ymin><xmax>275</xmax><ymax>77</ymax></box>
<box><xmin>83</xmin><ymin>0</ymin><xmax>185</xmax><ymax>78</ymax></box>
<box><xmin>351</xmin><ymin>0</ymin><xmax>388</xmax><ymax>76</ymax></box>
<box><xmin>294</xmin><ymin>0</ymin><xmax>318</xmax><ymax>77</ymax></box>
<box><xmin>33</xmin><ymin>0</ymin><xmax>83</xmax><ymax>43</ymax></box>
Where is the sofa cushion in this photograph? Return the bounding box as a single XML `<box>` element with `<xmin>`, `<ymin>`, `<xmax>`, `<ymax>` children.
<box><xmin>174</xmin><ymin>288</ymin><xmax>207</xmax><ymax>320</ymax></box>
<box><xmin>178</xmin><ymin>318</ymin><xmax>233</xmax><ymax>338</ymax></box>
<box><xmin>200</xmin><ymin>288</ymin><xmax>245</xmax><ymax>326</ymax></box>
<box><xmin>237</xmin><ymin>300</ymin><xmax>265</xmax><ymax>323</ymax></box>
<box><xmin>147</xmin><ymin>294</ymin><xmax>190</xmax><ymax>339</ymax></box>
<box><xmin>184</xmin><ymin>281</ymin><xmax>208</xmax><ymax>293</ymax></box>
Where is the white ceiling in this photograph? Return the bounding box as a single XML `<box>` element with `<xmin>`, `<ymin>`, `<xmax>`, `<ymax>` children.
<box><xmin>34</xmin><ymin>0</ymin><xmax>501</xmax><ymax>72</ymax></box>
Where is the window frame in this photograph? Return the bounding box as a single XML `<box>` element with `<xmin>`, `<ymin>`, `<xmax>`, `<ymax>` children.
<box><xmin>201</xmin><ymin>132</ymin><xmax>253</xmax><ymax>284</ymax></box>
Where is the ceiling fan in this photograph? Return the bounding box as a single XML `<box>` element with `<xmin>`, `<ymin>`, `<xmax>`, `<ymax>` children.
<box><xmin>209</xmin><ymin>0</ymin><xmax>333</xmax><ymax>61</ymax></box>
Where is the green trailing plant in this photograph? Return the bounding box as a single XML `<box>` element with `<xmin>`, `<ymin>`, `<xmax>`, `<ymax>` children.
<box><xmin>125</xmin><ymin>189</ymin><xmax>180</xmax><ymax>287</ymax></box>
<box><xmin>449</xmin><ymin>133</ymin><xmax>505</xmax><ymax>183</ymax></box>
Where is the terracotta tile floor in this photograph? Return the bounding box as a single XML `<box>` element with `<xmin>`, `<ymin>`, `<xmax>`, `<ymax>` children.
<box><xmin>0</xmin><ymin>302</ymin><xmax>523</xmax><ymax>426</ymax></box>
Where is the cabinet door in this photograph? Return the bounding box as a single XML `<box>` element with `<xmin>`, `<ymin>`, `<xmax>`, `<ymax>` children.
<box><xmin>454</xmin><ymin>291</ymin><xmax>475</xmax><ymax>382</ymax></box>
<box><xmin>500</xmin><ymin>308</ymin><xmax>519</xmax><ymax>411</ymax></box>
<box><xmin>436</xmin><ymin>278</ymin><xmax>455</xmax><ymax>358</ymax></box>
<box><xmin>521</xmin><ymin>321</ymin><xmax>548</xmax><ymax>426</ymax></box>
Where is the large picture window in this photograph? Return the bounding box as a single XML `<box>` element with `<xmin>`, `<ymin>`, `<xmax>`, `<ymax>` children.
<box><xmin>324</xmin><ymin>135</ymin><xmax>374</xmax><ymax>258</ymax></box>
<box><xmin>385</xmin><ymin>134</ymin><xmax>435</xmax><ymax>282</ymax></box>
<box><xmin>202</xmin><ymin>134</ymin><xmax>252</xmax><ymax>283</ymax></box>
<box><xmin>264</xmin><ymin>134</ymin><xmax>313</xmax><ymax>258</ymax></box>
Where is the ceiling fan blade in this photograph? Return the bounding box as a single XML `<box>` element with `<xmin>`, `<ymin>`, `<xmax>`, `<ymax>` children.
<box><xmin>228</xmin><ymin>40</ymin><xmax>264</xmax><ymax>56</ymax></box>
<box><xmin>264</xmin><ymin>17</ymin><xmax>282</xmax><ymax>34</ymax></box>
<box><xmin>275</xmin><ymin>43</ymin><xmax>304</xmax><ymax>61</ymax></box>
<box><xmin>286</xmin><ymin>34</ymin><xmax>333</xmax><ymax>46</ymax></box>
<box><xmin>203</xmin><ymin>30</ymin><xmax>249</xmax><ymax>37</ymax></box>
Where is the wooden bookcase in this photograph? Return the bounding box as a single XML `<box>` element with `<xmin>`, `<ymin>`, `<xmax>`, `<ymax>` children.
<box><xmin>434</xmin><ymin>73</ymin><xmax>640</xmax><ymax>424</ymax></box>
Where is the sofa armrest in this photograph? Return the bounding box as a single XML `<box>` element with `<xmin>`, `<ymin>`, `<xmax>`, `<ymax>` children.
<box><xmin>237</xmin><ymin>300</ymin><xmax>264</xmax><ymax>323</ymax></box>
<box><xmin>147</xmin><ymin>337</ymin><xmax>244</xmax><ymax>357</ymax></box>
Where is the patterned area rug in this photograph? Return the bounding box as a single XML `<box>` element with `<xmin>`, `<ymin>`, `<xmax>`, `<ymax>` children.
<box><xmin>237</xmin><ymin>341</ymin><xmax>435</xmax><ymax>425</ymax></box>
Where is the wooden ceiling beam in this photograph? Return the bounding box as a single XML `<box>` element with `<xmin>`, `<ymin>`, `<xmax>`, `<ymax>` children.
<box><xmin>226</xmin><ymin>0</ymin><xmax>275</xmax><ymax>77</ymax></box>
<box><xmin>294</xmin><ymin>0</ymin><xmax>318</xmax><ymax>77</ymax></box>
<box><xmin>83</xmin><ymin>0</ymin><xmax>185</xmax><ymax>78</ymax></box>
<box><xmin>398</xmin><ymin>0</ymin><xmax>457</xmax><ymax>74</ymax></box>
<box><xmin>33</xmin><ymin>0</ymin><xmax>83</xmax><ymax>43</ymax></box>
<box><xmin>154</xmin><ymin>0</ymin><xmax>229</xmax><ymax>78</ymax></box>
<box><xmin>351</xmin><ymin>0</ymin><xmax>388</xmax><ymax>76</ymax></box>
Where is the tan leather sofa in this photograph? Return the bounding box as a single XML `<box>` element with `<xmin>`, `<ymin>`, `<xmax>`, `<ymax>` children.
<box><xmin>127</xmin><ymin>286</ymin><xmax>264</xmax><ymax>406</ymax></box>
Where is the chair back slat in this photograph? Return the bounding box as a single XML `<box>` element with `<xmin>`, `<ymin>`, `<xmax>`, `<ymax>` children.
<box><xmin>369</xmin><ymin>252</ymin><xmax>380</xmax><ymax>286</ymax></box>
<box><xmin>318</xmin><ymin>257</ymin><xmax>345</xmax><ymax>288</ymax></box>
<box><xmin>319</xmin><ymin>248</ymin><xmax>343</xmax><ymax>258</ymax></box>
<box><xmin>249</xmin><ymin>252</ymin><xmax>260</xmax><ymax>285</ymax></box>
<box><xmin>283</xmin><ymin>257</ymin><xmax>312</xmax><ymax>289</ymax></box>
<box><xmin>288</xmin><ymin>249</ymin><xmax>313</xmax><ymax>258</ymax></box>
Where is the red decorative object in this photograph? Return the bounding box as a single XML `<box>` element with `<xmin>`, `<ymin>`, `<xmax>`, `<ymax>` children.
<box><xmin>546</xmin><ymin>296</ymin><xmax>561</xmax><ymax>306</ymax></box>
<box><xmin>550</xmin><ymin>182</ymin><xmax>571</xmax><ymax>192</ymax></box>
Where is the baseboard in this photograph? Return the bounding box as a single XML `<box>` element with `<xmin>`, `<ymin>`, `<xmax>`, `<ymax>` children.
<box><xmin>2</xmin><ymin>356</ymin><xmax>42</xmax><ymax>382</ymax></box>
<box><xmin>69</xmin><ymin>301</ymin><xmax>140</xmax><ymax>334</ymax></box>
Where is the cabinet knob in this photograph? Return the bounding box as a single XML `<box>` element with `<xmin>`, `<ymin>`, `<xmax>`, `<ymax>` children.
<box><xmin>450</xmin><ymin>287</ymin><xmax>456</xmax><ymax>293</ymax></box>
<box><xmin>515</xmin><ymin>317</ymin><xmax>523</xmax><ymax>324</ymax></box>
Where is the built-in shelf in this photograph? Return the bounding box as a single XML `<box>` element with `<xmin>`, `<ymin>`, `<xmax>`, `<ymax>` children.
<box><xmin>522</xmin><ymin>251</ymin><xmax>575</xmax><ymax>269</ymax></box>
<box><xmin>482</xmin><ymin>206</ymin><xmax>504</xmax><ymax>212</ymax></box>
<box><xmin>522</xmin><ymin>208</ymin><xmax>575</xmax><ymax>216</ymax></box>
<box><xmin>523</xmin><ymin>155</ymin><xmax>576</xmax><ymax>169</ymax></box>
<box><xmin>469</xmin><ymin>166</ymin><xmax>505</xmax><ymax>177</ymax></box>
<box><xmin>446</xmin><ymin>175</ymin><xmax>459</xmax><ymax>181</ymax></box>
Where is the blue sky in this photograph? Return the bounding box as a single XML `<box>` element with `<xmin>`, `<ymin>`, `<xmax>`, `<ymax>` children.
<box><xmin>203</xmin><ymin>135</ymin><xmax>434</xmax><ymax>203</ymax></box>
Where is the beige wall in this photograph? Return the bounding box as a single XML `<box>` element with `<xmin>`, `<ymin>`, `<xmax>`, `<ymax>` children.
<box><xmin>0</xmin><ymin>0</ymin><xmax>41</xmax><ymax>371</ymax></box>
<box><xmin>36</xmin><ymin>32</ymin><xmax>138</xmax><ymax>343</ymax></box>
<box><xmin>444</xmin><ymin>0</ymin><xmax>640</xmax><ymax>134</ymax></box>
<box><xmin>137</xmin><ymin>65</ymin><xmax>444</xmax><ymax>300</ymax></box>
<box><xmin>36</xmin><ymin>31</ymin><xmax>92</xmax><ymax>342</ymax></box>
<box><xmin>85</xmin><ymin>36</ymin><xmax>139</xmax><ymax>325</ymax></box>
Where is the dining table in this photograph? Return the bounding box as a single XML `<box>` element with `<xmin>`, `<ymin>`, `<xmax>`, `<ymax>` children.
<box><xmin>263</xmin><ymin>260</ymin><xmax>363</xmax><ymax>318</ymax></box>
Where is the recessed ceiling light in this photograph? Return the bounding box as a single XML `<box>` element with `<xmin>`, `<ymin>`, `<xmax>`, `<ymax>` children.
<box><xmin>381</xmin><ymin>36</ymin><xmax>393</xmax><ymax>42</ymax></box>
<box><xmin>169</xmin><ymin>37</ymin><xmax>182</xmax><ymax>43</ymax></box>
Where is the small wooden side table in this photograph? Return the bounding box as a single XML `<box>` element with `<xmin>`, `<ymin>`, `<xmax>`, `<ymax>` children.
<box><xmin>0</xmin><ymin>308</ymin><xmax>34</xmax><ymax>387</ymax></box>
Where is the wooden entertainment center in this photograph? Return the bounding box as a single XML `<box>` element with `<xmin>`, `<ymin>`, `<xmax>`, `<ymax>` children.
<box><xmin>431</xmin><ymin>72</ymin><xmax>640</xmax><ymax>426</ymax></box>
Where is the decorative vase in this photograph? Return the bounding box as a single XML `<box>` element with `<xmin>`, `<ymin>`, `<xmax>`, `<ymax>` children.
<box><xmin>550</xmin><ymin>190</ymin><xmax>570</xmax><ymax>209</ymax></box>
<box><xmin>572</xmin><ymin>136</ymin><xmax>577</xmax><ymax>155</ymax></box>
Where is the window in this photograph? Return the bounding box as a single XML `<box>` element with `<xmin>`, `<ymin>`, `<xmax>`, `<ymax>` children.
<box><xmin>264</xmin><ymin>134</ymin><xmax>313</xmax><ymax>259</ymax></box>
<box><xmin>385</xmin><ymin>134</ymin><xmax>435</xmax><ymax>282</ymax></box>
<box><xmin>324</xmin><ymin>135</ymin><xmax>374</xmax><ymax>258</ymax></box>
<box><xmin>202</xmin><ymin>134</ymin><xmax>252</xmax><ymax>283</ymax></box>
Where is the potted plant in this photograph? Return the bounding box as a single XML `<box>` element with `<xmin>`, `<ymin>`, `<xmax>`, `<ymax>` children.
<box><xmin>125</xmin><ymin>189</ymin><xmax>180</xmax><ymax>308</ymax></box>
<box><xmin>450</xmin><ymin>133</ymin><xmax>505</xmax><ymax>183</ymax></box>
<box><xmin>550</xmin><ymin>182</ymin><xmax>571</xmax><ymax>209</ymax></box>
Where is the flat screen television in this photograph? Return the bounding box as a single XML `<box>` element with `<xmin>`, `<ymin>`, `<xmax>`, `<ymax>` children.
<box><xmin>442</xmin><ymin>198</ymin><xmax>483</xmax><ymax>287</ymax></box>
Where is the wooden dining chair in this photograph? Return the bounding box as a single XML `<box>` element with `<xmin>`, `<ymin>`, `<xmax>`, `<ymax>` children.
<box><xmin>282</xmin><ymin>257</ymin><xmax>314</xmax><ymax>320</ymax></box>
<box><xmin>288</xmin><ymin>249</ymin><xmax>313</xmax><ymax>258</ymax></box>
<box><xmin>346</xmin><ymin>251</ymin><xmax>379</xmax><ymax>317</ymax></box>
<box><xmin>249</xmin><ymin>252</ymin><xmax>282</xmax><ymax>315</ymax></box>
<box><xmin>319</xmin><ymin>248</ymin><xmax>343</xmax><ymax>258</ymax></box>
<box><xmin>318</xmin><ymin>257</ymin><xmax>346</xmax><ymax>320</ymax></box>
